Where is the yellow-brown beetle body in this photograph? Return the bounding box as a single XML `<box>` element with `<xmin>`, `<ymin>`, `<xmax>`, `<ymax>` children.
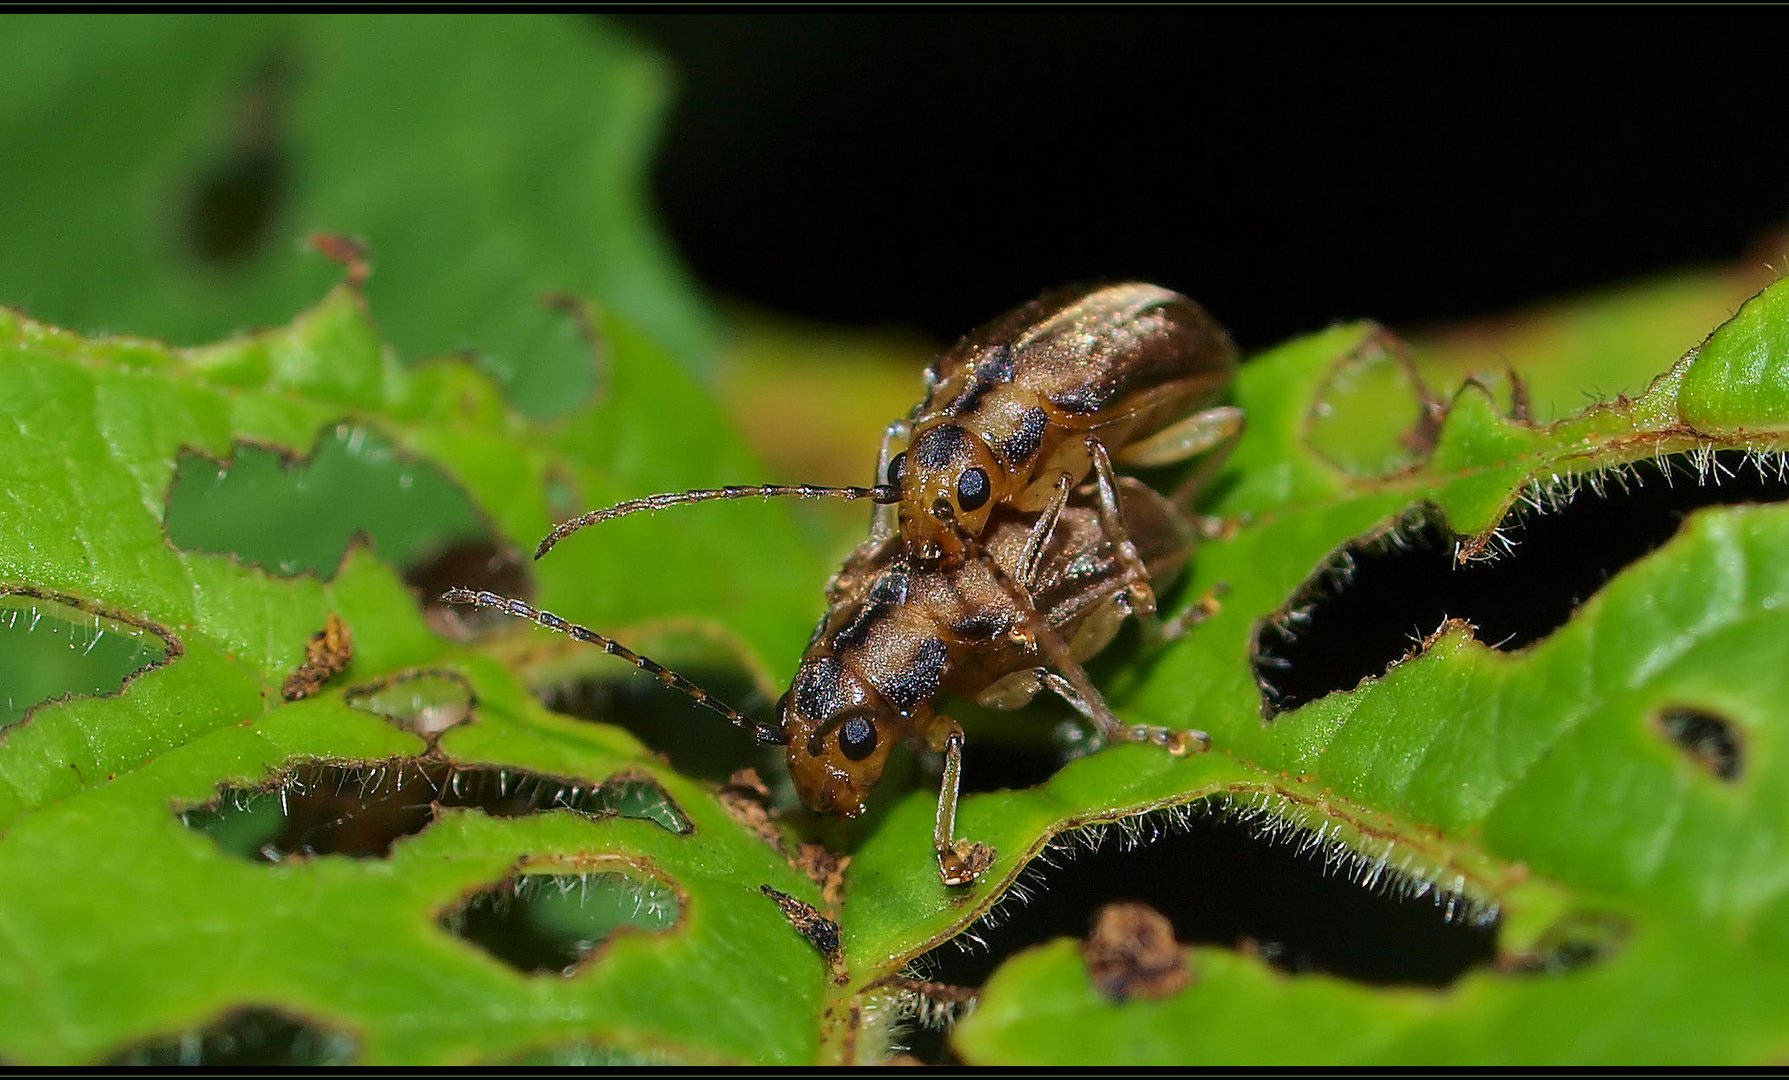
<box><xmin>457</xmin><ymin>283</ymin><xmax>1243</xmax><ymax>886</ymax></box>
<box><xmin>777</xmin><ymin>476</ymin><xmax>1210</xmax><ymax>884</ymax></box>
<box><xmin>889</xmin><ymin>282</ymin><xmax>1240</xmax><ymax>565</ymax></box>
<box><xmin>451</xmin><ymin>475</ymin><xmax>1215</xmax><ymax>887</ymax></box>
<box><xmin>534</xmin><ymin>283</ymin><xmax>1242</xmax><ymax>576</ymax></box>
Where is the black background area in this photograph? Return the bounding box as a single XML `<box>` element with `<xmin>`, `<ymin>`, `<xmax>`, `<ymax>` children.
<box><xmin>620</xmin><ymin>12</ymin><xmax>1788</xmax><ymax>348</ymax></box>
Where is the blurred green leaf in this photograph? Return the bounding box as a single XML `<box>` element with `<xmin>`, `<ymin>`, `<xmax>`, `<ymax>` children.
<box><xmin>0</xmin><ymin>13</ymin><xmax>716</xmax><ymax>417</ymax></box>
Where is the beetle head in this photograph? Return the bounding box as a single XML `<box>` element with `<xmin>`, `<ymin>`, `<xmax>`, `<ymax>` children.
<box><xmin>778</xmin><ymin>655</ymin><xmax>900</xmax><ymax>818</ymax></box>
<box><xmin>893</xmin><ymin>422</ymin><xmax>1004</xmax><ymax>564</ymax></box>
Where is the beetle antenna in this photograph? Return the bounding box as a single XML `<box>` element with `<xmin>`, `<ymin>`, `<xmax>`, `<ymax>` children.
<box><xmin>537</xmin><ymin>484</ymin><xmax>901</xmax><ymax>560</ymax></box>
<box><xmin>441</xmin><ymin>588</ymin><xmax>787</xmax><ymax>745</ymax></box>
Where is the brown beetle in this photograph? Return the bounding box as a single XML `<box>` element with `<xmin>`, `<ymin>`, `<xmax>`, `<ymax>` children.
<box><xmin>533</xmin><ymin>284</ymin><xmax>1242</xmax><ymax>585</ymax></box>
<box><xmin>883</xmin><ymin>281</ymin><xmax>1240</xmax><ymax>566</ymax></box>
<box><xmin>447</xmin><ymin>475</ymin><xmax>1214</xmax><ymax>887</ymax></box>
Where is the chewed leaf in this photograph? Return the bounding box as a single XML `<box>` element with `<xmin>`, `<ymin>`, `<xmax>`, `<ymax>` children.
<box><xmin>164</xmin><ymin>425</ymin><xmax>502</xmax><ymax>581</ymax></box>
<box><xmin>839</xmin><ymin>275</ymin><xmax>1789</xmax><ymax>1066</ymax></box>
<box><xmin>0</xmin><ymin>14</ymin><xmax>717</xmax><ymax>414</ymax></box>
<box><xmin>5</xmin><ymin>32</ymin><xmax>1789</xmax><ymax>1060</ymax></box>
<box><xmin>0</xmin><ymin>263</ymin><xmax>822</xmax><ymax>1061</ymax></box>
<box><xmin>0</xmin><ymin>591</ymin><xmax>176</xmax><ymax>730</ymax></box>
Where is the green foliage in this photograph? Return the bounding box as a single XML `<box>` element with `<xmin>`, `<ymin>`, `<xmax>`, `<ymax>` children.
<box><xmin>3</xmin><ymin>12</ymin><xmax>1788</xmax><ymax>1068</ymax></box>
<box><xmin>0</xmin><ymin>13</ymin><xmax>716</xmax><ymax>417</ymax></box>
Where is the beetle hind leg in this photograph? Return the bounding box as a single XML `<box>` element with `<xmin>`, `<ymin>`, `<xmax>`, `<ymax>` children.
<box><xmin>1035</xmin><ymin>670</ymin><xmax>1210</xmax><ymax>757</ymax></box>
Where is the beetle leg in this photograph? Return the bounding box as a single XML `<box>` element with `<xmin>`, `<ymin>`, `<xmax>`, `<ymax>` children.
<box><xmin>1014</xmin><ymin>472</ymin><xmax>1073</xmax><ymax>587</ymax></box>
<box><xmin>1087</xmin><ymin>440</ymin><xmax>1158</xmax><ymax>618</ymax></box>
<box><xmin>1141</xmin><ymin>406</ymin><xmax>1245</xmax><ymax>511</ymax></box>
<box><xmin>928</xmin><ymin>717</ymin><xmax>995</xmax><ymax>887</ymax></box>
<box><xmin>1116</xmin><ymin>404</ymin><xmax>1245</xmax><ymax>470</ymax></box>
<box><xmin>1136</xmin><ymin>582</ymin><xmax>1229</xmax><ymax>647</ymax></box>
<box><xmin>975</xmin><ymin>667</ymin><xmax>1048</xmax><ymax>710</ymax></box>
<box><xmin>869</xmin><ymin>419</ymin><xmax>912</xmax><ymax>542</ymax></box>
<box><xmin>1036</xmin><ymin>671</ymin><xmax>1209</xmax><ymax>757</ymax></box>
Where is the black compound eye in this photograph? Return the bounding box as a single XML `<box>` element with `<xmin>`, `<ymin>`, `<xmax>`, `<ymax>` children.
<box><xmin>887</xmin><ymin>451</ymin><xmax>908</xmax><ymax>488</ymax></box>
<box><xmin>839</xmin><ymin>715</ymin><xmax>878</xmax><ymax>761</ymax></box>
<box><xmin>956</xmin><ymin>467</ymin><xmax>991</xmax><ymax>512</ymax></box>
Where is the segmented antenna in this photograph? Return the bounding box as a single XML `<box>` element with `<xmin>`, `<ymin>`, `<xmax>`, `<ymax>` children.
<box><xmin>536</xmin><ymin>483</ymin><xmax>901</xmax><ymax>560</ymax></box>
<box><xmin>440</xmin><ymin>588</ymin><xmax>787</xmax><ymax>745</ymax></box>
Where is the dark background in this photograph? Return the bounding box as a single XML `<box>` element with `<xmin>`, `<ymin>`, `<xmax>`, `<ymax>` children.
<box><xmin>619</xmin><ymin>12</ymin><xmax>1789</xmax><ymax>349</ymax></box>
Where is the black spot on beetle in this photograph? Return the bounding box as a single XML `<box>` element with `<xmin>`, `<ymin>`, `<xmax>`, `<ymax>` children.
<box><xmin>944</xmin><ymin>345</ymin><xmax>1016</xmax><ymax>417</ymax></box>
<box><xmin>881</xmin><ymin>636</ymin><xmax>949</xmax><ymax>711</ymax></box>
<box><xmin>830</xmin><ymin>602</ymin><xmax>884</xmax><ymax>652</ymax></box>
<box><xmin>1049</xmin><ymin>383</ymin><xmax>1114</xmax><ymax>415</ymax></box>
<box><xmin>833</xmin><ymin>570</ymin><xmax>910</xmax><ymax>652</ymax></box>
<box><xmin>794</xmin><ymin>657</ymin><xmax>851</xmax><ymax>724</ymax></box>
<box><xmin>1001</xmin><ymin>406</ymin><xmax>1050</xmax><ymax>466</ymax></box>
<box><xmin>913</xmin><ymin>423</ymin><xmax>971</xmax><ymax>469</ymax></box>
<box><xmin>951</xmin><ymin>608</ymin><xmax>1011</xmax><ymax>641</ymax></box>
<box><xmin>869</xmin><ymin>567</ymin><xmax>911</xmax><ymax>607</ymax></box>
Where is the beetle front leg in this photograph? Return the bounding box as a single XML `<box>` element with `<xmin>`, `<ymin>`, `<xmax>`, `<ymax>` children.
<box><xmin>870</xmin><ymin>419</ymin><xmax>912</xmax><ymax>542</ymax></box>
<box><xmin>929</xmin><ymin>716</ymin><xmax>995</xmax><ymax>887</ymax></box>
<box><xmin>1013</xmin><ymin>472</ymin><xmax>1072</xmax><ymax>588</ymax></box>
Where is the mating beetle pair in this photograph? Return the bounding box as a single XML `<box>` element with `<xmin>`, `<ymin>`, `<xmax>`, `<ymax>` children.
<box><xmin>450</xmin><ymin>282</ymin><xmax>1242</xmax><ymax>886</ymax></box>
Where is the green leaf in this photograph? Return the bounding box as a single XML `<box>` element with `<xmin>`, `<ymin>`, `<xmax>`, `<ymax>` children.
<box><xmin>0</xmin><ymin>282</ymin><xmax>834</xmax><ymax>1064</ymax></box>
<box><xmin>932</xmin><ymin>277</ymin><xmax>1789</xmax><ymax>1065</ymax></box>
<box><xmin>6</xmin><ymin>18</ymin><xmax>1788</xmax><ymax>1058</ymax></box>
<box><xmin>0</xmin><ymin>13</ymin><xmax>717</xmax><ymax>417</ymax></box>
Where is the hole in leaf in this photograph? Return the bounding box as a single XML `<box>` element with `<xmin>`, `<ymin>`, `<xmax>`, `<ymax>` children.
<box><xmin>405</xmin><ymin>538</ymin><xmax>535</xmax><ymax>639</ymax></box>
<box><xmin>1655</xmin><ymin>706</ymin><xmax>1743</xmax><ymax>782</ymax></box>
<box><xmin>913</xmin><ymin>804</ymin><xmax>1498</xmax><ymax>992</ymax></box>
<box><xmin>1255</xmin><ymin>449</ymin><xmax>1789</xmax><ymax>716</ymax></box>
<box><xmin>344</xmin><ymin>669</ymin><xmax>476</xmax><ymax>744</ymax></box>
<box><xmin>181</xmin><ymin>759</ymin><xmax>689</xmax><ymax>862</ymax></box>
<box><xmin>440</xmin><ymin>870</ymin><xmax>682</xmax><ymax>977</ymax></box>
<box><xmin>0</xmin><ymin>591</ymin><xmax>177</xmax><ymax>731</ymax></box>
<box><xmin>163</xmin><ymin>425</ymin><xmax>528</xmax><ymax>602</ymax></box>
<box><xmin>1502</xmin><ymin>911</ymin><xmax>1631</xmax><ymax>975</ymax></box>
<box><xmin>1305</xmin><ymin>328</ymin><xmax>1442</xmax><ymax>478</ymax></box>
<box><xmin>105</xmin><ymin>1007</ymin><xmax>355</xmax><ymax>1066</ymax></box>
<box><xmin>539</xmin><ymin>662</ymin><xmax>776</xmax><ymax>787</ymax></box>
<box><xmin>184</xmin><ymin>53</ymin><xmax>293</xmax><ymax>266</ymax></box>
<box><xmin>952</xmin><ymin>717</ymin><xmax>1085</xmax><ymax>797</ymax></box>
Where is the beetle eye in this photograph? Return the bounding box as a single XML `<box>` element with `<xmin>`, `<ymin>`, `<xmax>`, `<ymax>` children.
<box><xmin>956</xmin><ymin>467</ymin><xmax>990</xmax><ymax>512</ymax></box>
<box><xmin>887</xmin><ymin>451</ymin><xmax>908</xmax><ymax>488</ymax></box>
<box><xmin>839</xmin><ymin>715</ymin><xmax>878</xmax><ymax>761</ymax></box>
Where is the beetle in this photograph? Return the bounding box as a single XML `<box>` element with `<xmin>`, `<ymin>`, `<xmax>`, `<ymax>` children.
<box><xmin>447</xmin><ymin>474</ymin><xmax>1215</xmax><ymax>887</ymax></box>
<box><xmin>533</xmin><ymin>283</ymin><xmax>1243</xmax><ymax>597</ymax></box>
